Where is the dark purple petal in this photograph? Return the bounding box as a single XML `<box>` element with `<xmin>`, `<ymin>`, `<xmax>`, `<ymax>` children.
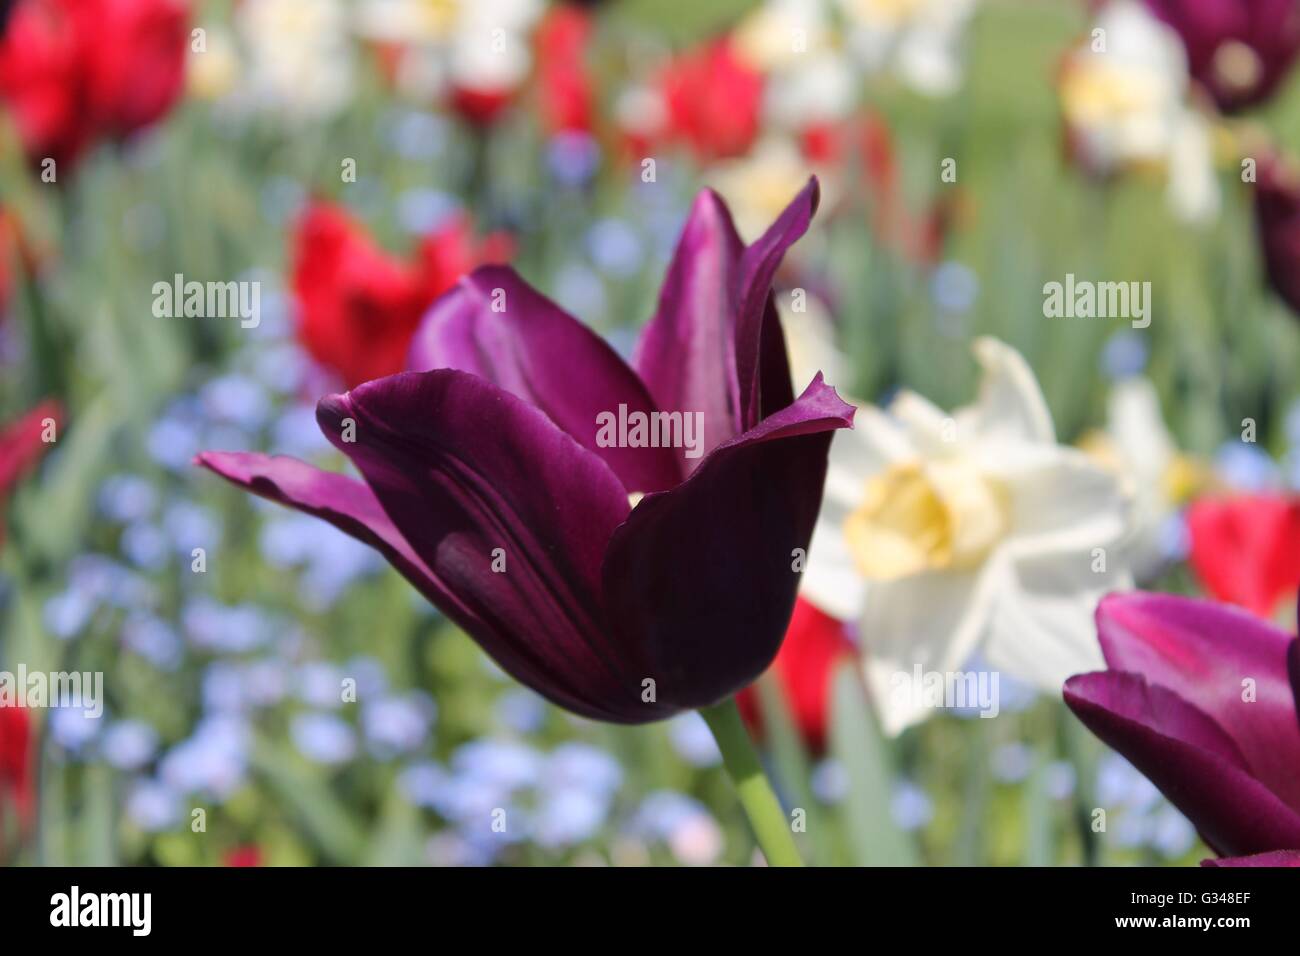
<box><xmin>1255</xmin><ymin>158</ymin><xmax>1300</xmax><ymax>316</ymax></box>
<box><xmin>601</xmin><ymin>374</ymin><xmax>853</xmax><ymax>711</ymax></box>
<box><xmin>194</xmin><ymin>451</ymin><xmax>437</xmax><ymax>596</ymax></box>
<box><xmin>316</xmin><ymin>369</ymin><xmax>657</xmax><ymax>721</ymax></box>
<box><xmin>734</xmin><ymin>178</ymin><xmax>819</xmax><ymax>429</ymax></box>
<box><xmin>1203</xmin><ymin>850</ymin><xmax>1300</xmax><ymax>866</ymax></box>
<box><xmin>1096</xmin><ymin>592</ymin><xmax>1300</xmax><ymax>813</ymax></box>
<box><xmin>407</xmin><ymin>265</ymin><xmax>683</xmax><ymax>495</ymax></box>
<box><xmin>1145</xmin><ymin>0</ymin><xmax>1300</xmax><ymax>112</ymax></box>
<box><xmin>633</xmin><ymin>189</ymin><xmax>746</xmax><ymax>462</ymax></box>
<box><xmin>1289</xmin><ymin>637</ymin><xmax>1300</xmax><ymax>733</ymax></box>
<box><xmin>1064</xmin><ymin>671</ymin><xmax>1300</xmax><ymax>858</ymax></box>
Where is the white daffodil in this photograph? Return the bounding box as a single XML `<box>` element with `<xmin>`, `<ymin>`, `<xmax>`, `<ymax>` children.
<box><xmin>1079</xmin><ymin>376</ymin><xmax>1207</xmax><ymax>581</ymax></box>
<box><xmin>802</xmin><ymin>338</ymin><xmax>1134</xmax><ymax>734</ymax></box>
<box><xmin>1059</xmin><ymin>0</ymin><xmax>1219</xmax><ymax>223</ymax></box>
<box><xmin>234</xmin><ymin>0</ymin><xmax>357</xmax><ymax>120</ymax></box>
<box><xmin>735</xmin><ymin>0</ymin><xmax>857</xmax><ymax>130</ymax></box>
<box><xmin>836</xmin><ymin>0</ymin><xmax>978</xmax><ymax>97</ymax></box>
<box><xmin>353</xmin><ymin>0</ymin><xmax>542</xmax><ymax>104</ymax></box>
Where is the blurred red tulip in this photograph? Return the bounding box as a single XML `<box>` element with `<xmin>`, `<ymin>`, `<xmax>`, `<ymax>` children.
<box><xmin>222</xmin><ymin>845</ymin><xmax>263</xmax><ymax>867</ymax></box>
<box><xmin>291</xmin><ymin>202</ymin><xmax>512</xmax><ymax>388</ymax></box>
<box><xmin>0</xmin><ymin>704</ymin><xmax>35</xmax><ymax>848</ymax></box>
<box><xmin>738</xmin><ymin>596</ymin><xmax>855</xmax><ymax>754</ymax></box>
<box><xmin>449</xmin><ymin>85</ymin><xmax>516</xmax><ymax>127</ymax></box>
<box><xmin>0</xmin><ymin>399</ymin><xmax>61</xmax><ymax>549</ymax></box>
<box><xmin>658</xmin><ymin>38</ymin><xmax>763</xmax><ymax>163</ymax></box>
<box><xmin>1255</xmin><ymin>155</ymin><xmax>1300</xmax><ymax>316</ymax></box>
<box><xmin>0</xmin><ymin>0</ymin><xmax>189</xmax><ymax>171</ymax></box>
<box><xmin>1187</xmin><ymin>493</ymin><xmax>1300</xmax><ymax>618</ymax></box>
<box><xmin>536</xmin><ymin>5</ymin><xmax>594</xmax><ymax>135</ymax></box>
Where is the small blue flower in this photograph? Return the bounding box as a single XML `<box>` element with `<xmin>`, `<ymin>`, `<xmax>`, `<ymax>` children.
<box><xmin>398</xmin><ymin>761</ymin><xmax>452</xmax><ymax>809</ymax></box>
<box><xmin>290</xmin><ymin>712</ymin><xmax>356</xmax><ymax>766</ymax></box>
<box><xmin>126</xmin><ymin>779</ymin><xmax>181</xmax><ymax>832</ymax></box>
<box><xmin>397</xmin><ymin>188</ymin><xmax>460</xmax><ymax>235</ymax></box>
<box><xmin>534</xmin><ymin>787</ymin><xmax>610</xmax><ymax>849</ymax></box>
<box><xmin>386</xmin><ymin>109</ymin><xmax>448</xmax><ymax>161</ymax></box>
<box><xmin>120</xmin><ymin>522</ymin><xmax>169</xmax><ymax>570</ymax></box>
<box><xmin>495</xmin><ymin>689</ymin><xmax>546</xmax><ymax>734</ymax></box>
<box><xmin>1151</xmin><ymin>805</ymin><xmax>1196</xmax><ymax>857</ymax></box>
<box><xmin>147</xmin><ymin>410</ymin><xmax>204</xmax><ymax>471</ymax></box>
<box><xmin>543</xmin><ymin>743</ymin><xmax>623</xmax><ymax>795</ymax></box>
<box><xmin>102</xmin><ymin>720</ymin><xmax>160</xmax><ymax>771</ymax></box>
<box><xmin>1100</xmin><ymin>330</ymin><xmax>1149</xmax><ymax>380</ymax></box>
<box><xmin>586</xmin><ymin>219</ymin><xmax>642</xmax><ymax>278</ymax></box>
<box><xmin>890</xmin><ymin>780</ymin><xmax>934</xmax><ymax>831</ymax></box>
<box><xmin>200</xmin><ymin>374</ymin><xmax>271</xmax><ymax>431</ymax></box>
<box><xmin>930</xmin><ymin>261</ymin><xmax>979</xmax><ymax>314</ymax></box>
<box><xmin>1214</xmin><ymin>441</ymin><xmax>1280</xmax><ymax>491</ymax></box>
<box><xmin>811</xmin><ymin>758</ymin><xmax>848</xmax><ymax>804</ymax></box>
<box><xmin>546</xmin><ymin>131</ymin><xmax>601</xmax><ymax>187</ymax></box>
<box><xmin>158</xmin><ymin>716</ymin><xmax>250</xmax><ymax>799</ymax></box>
<box><xmin>121</xmin><ymin>613</ymin><xmax>183</xmax><ymax>671</ymax></box>
<box><xmin>362</xmin><ymin>692</ymin><xmax>436</xmax><ymax>758</ymax></box>
<box><xmin>98</xmin><ymin>474</ymin><xmax>158</xmax><ymax>524</ymax></box>
<box><xmin>667</xmin><ymin>712</ymin><xmax>721</xmax><ymax>768</ymax></box>
<box><xmin>296</xmin><ymin>661</ymin><xmax>347</xmax><ymax>709</ymax></box>
<box><xmin>49</xmin><ymin>706</ymin><xmax>102</xmax><ymax>754</ymax></box>
<box><xmin>451</xmin><ymin>739</ymin><xmax>543</xmax><ymax>792</ymax></box>
<box><xmin>43</xmin><ymin>589</ymin><xmax>96</xmax><ymax>641</ymax></box>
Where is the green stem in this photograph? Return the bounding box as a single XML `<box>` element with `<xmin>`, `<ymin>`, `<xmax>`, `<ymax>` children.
<box><xmin>700</xmin><ymin>698</ymin><xmax>805</xmax><ymax>867</ymax></box>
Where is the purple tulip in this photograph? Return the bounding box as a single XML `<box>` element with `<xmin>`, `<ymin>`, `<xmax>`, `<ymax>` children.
<box><xmin>1144</xmin><ymin>0</ymin><xmax>1300</xmax><ymax>112</ymax></box>
<box><xmin>197</xmin><ymin>179</ymin><xmax>854</xmax><ymax>723</ymax></box>
<box><xmin>1255</xmin><ymin>155</ymin><xmax>1300</xmax><ymax>316</ymax></box>
<box><xmin>1064</xmin><ymin>591</ymin><xmax>1300</xmax><ymax>865</ymax></box>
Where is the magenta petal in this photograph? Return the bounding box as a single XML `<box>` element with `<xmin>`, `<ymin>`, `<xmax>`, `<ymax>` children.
<box><xmin>601</xmin><ymin>374</ymin><xmax>853</xmax><ymax>711</ymax></box>
<box><xmin>407</xmin><ymin>265</ymin><xmax>683</xmax><ymax>495</ymax></box>
<box><xmin>1096</xmin><ymin>592</ymin><xmax>1300</xmax><ymax>813</ymax></box>
<box><xmin>633</xmin><ymin>189</ymin><xmax>746</xmax><ymax>462</ymax></box>
<box><xmin>1064</xmin><ymin>671</ymin><xmax>1300</xmax><ymax>858</ymax></box>
<box><xmin>1289</xmin><ymin>637</ymin><xmax>1300</xmax><ymax>732</ymax></box>
<box><xmin>734</xmin><ymin>178</ymin><xmax>819</xmax><ymax>429</ymax></box>
<box><xmin>1203</xmin><ymin>850</ymin><xmax>1300</xmax><ymax>867</ymax></box>
<box><xmin>316</xmin><ymin>369</ymin><xmax>652</xmax><ymax>721</ymax></box>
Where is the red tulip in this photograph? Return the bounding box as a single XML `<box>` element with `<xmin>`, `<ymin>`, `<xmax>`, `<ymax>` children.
<box><xmin>536</xmin><ymin>5</ymin><xmax>594</xmax><ymax>135</ymax></box>
<box><xmin>1254</xmin><ymin>154</ymin><xmax>1300</xmax><ymax>316</ymax></box>
<box><xmin>658</xmin><ymin>38</ymin><xmax>763</xmax><ymax>163</ymax></box>
<box><xmin>290</xmin><ymin>202</ymin><xmax>511</xmax><ymax>389</ymax></box>
<box><xmin>737</xmin><ymin>597</ymin><xmax>855</xmax><ymax>754</ymax></box>
<box><xmin>0</xmin><ymin>704</ymin><xmax>34</xmax><ymax>849</ymax></box>
<box><xmin>448</xmin><ymin>86</ymin><xmax>516</xmax><ymax>127</ymax></box>
<box><xmin>1186</xmin><ymin>494</ymin><xmax>1300</xmax><ymax>618</ymax></box>
<box><xmin>0</xmin><ymin>0</ymin><xmax>188</xmax><ymax>171</ymax></box>
<box><xmin>222</xmin><ymin>845</ymin><xmax>262</xmax><ymax>867</ymax></box>
<box><xmin>0</xmin><ymin>400</ymin><xmax>60</xmax><ymax>550</ymax></box>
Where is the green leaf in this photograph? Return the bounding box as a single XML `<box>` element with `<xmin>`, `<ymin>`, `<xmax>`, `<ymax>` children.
<box><xmin>829</xmin><ymin>663</ymin><xmax>919</xmax><ymax>866</ymax></box>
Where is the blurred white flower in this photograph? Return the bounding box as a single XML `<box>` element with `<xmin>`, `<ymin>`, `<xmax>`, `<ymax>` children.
<box><xmin>803</xmin><ymin>338</ymin><xmax>1134</xmax><ymax>734</ymax></box>
<box><xmin>1059</xmin><ymin>1</ymin><xmax>1219</xmax><ymax>223</ymax></box>
<box><xmin>354</xmin><ymin>0</ymin><xmax>543</xmax><ymax>105</ymax></box>
<box><xmin>838</xmin><ymin>0</ymin><xmax>977</xmax><ymax>96</ymax></box>
<box><xmin>234</xmin><ymin>0</ymin><xmax>356</xmax><ymax>119</ymax></box>
<box><xmin>1078</xmin><ymin>376</ymin><xmax>1206</xmax><ymax>581</ymax></box>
